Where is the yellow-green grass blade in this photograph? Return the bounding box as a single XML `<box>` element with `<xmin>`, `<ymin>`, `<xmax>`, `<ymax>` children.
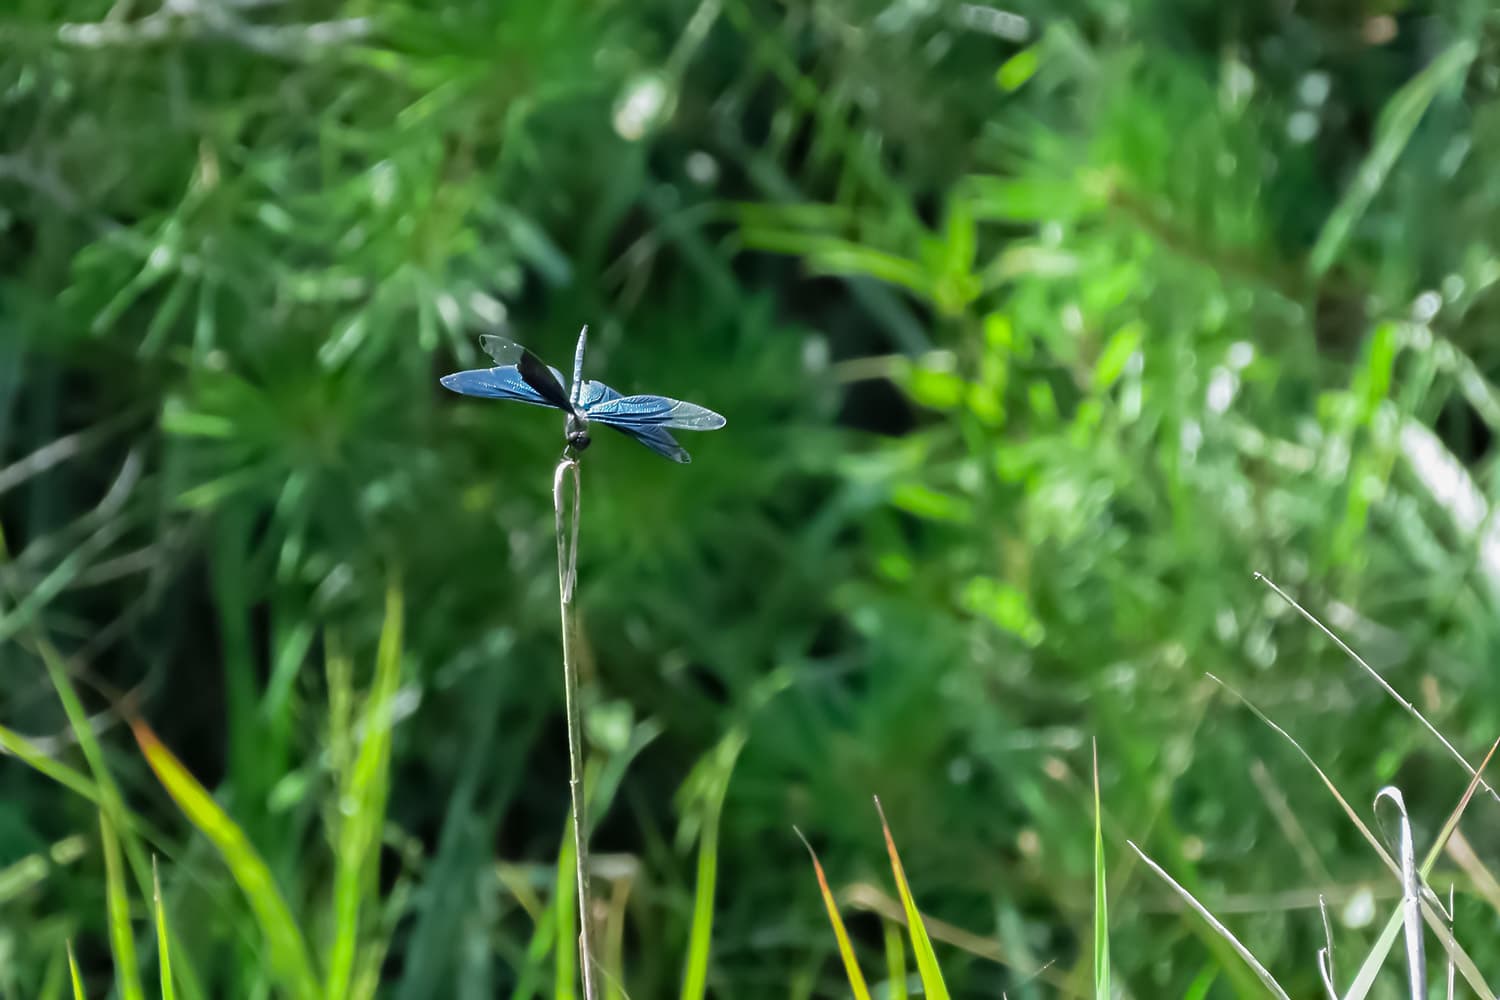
<box><xmin>1093</xmin><ymin>743</ymin><xmax>1110</xmax><ymax>1000</ymax></box>
<box><xmin>1342</xmin><ymin>909</ymin><xmax>1404</xmax><ymax>1000</ymax></box>
<box><xmin>0</xmin><ymin>716</ymin><xmax>185</xmax><ymax>901</ymax></box>
<box><xmin>679</xmin><ymin>724</ymin><xmax>751</xmax><ymax>1000</ymax></box>
<box><xmin>0</xmin><ymin>722</ymin><xmax>100</xmax><ymax>804</ymax></box>
<box><xmin>30</xmin><ymin>630</ymin><xmax>195</xmax><ymax>998</ymax></box>
<box><xmin>679</xmin><ymin>801</ymin><xmax>720</xmax><ymax>1000</ymax></box>
<box><xmin>793</xmin><ymin>828</ymin><xmax>871</xmax><ymax>1000</ymax></box>
<box><xmin>883</xmin><ymin>920</ymin><xmax>908</xmax><ymax>1000</ymax></box>
<box><xmin>101</xmin><ymin>811</ymin><xmax>145</xmax><ymax>1000</ymax></box>
<box><xmin>153</xmin><ymin>856</ymin><xmax>177</xmax><ymax>1000</ymax></box>
<box><xmin>555</xmin><ymin>819</ymin><xmax>578</xmax><ymax>1000</ymax></box>
<box><xmin>34</xmin><ymin>636</ymin><xmax>151</xmax><ymax>880</ymax></box>
<box><xmin>507</xmin><ymin>884</ymin><xmax>559</xmax><ymax>1000</ymax></box>
<box><xmin>132</xmin><ymin>718</ymin><xmax>321</xmax><ymax>1000</ymax></box>
<box><xmin>67</xmin><ymin>942</ymin><xmax>85</xmax><ymax>1000</ymax></box>
<box><xmin>873</xmin><ymin>797</ymin><xmax>950</xmax><ymax>1000</ymax></box>
<box><xmin>326</xmin><ymin>582</ymin><xmax>404</xmax><ymax>1000</ymax></box>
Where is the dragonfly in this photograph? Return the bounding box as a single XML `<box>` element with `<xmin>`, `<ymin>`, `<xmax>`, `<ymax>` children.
<box><xmin>440</xmin><ymin>326</ymin><xmax>726</xmax><ymax>463</ymax></box>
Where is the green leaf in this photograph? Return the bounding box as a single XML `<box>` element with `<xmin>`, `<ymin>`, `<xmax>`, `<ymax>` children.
<box><xmin>1353</xmin><ymin>323</ymin><xmax>1399</xmax><ymax>422</ymax></box>
<box><xmin>942</xmin><ymin>200</ymin><xmax>977</xmax><ymax>282</ymax></box>
<box><xmin>905</xmin><ymin>367</ymin><xmax>968</xmax><ymax>411</ymax></box>
<box><xmin>132</xmin><ymin>719</ymin><xmax>322</xmax><ymax>1000</ymax></box>
<box><xmin>962</xmin><ymin>176</ymin><xmax>1090</xmax><ymax>223</ymax></box>
<box><xmin>962</xmin><ymin>577</ymin><xmax>1044</xmax><ymax>645</ymax></box>
<box><xmin>891</xmin><ymin>484</ymin><xmax>973</xmax><ymax>525</ymax></box>
<box><xmin>997</xmin><ymin>47</ymin><xmax>1039</xmax><ymax>91</ymax></box>
<box><xmin>1094</xmin><ymin>323</ymin><xmax>1143</xmax><ymax>392</ymax></box>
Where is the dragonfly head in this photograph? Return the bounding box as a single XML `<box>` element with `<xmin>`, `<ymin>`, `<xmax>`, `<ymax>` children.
<box><xmin>565</xmin><ymin>411</ymin><xmax>591</xmax><ymax>453</ymax></box>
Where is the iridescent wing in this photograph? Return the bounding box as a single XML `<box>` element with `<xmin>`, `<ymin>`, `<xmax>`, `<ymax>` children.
<box><xmin>602</xmin><ymin>422</ymin><xmax>692</xmax><ymax>463</ymax></box>
<box><xmin>440</xmin><ymin>366</ymin><xmax>568</xmax><ymax>408</ymax></box>
<box><xmin>574</xmin><ymin>380</ymin><xmax>690</xmax><ymax>460</ymax></box>
<box><xmin>583</xmin><ymin>393</ymin><xmax>727</xmax><ymax>430</ymax></box>
<box><xmin>472</xmin><ymin>334</ymin><xmax>573</xmax><ymax>411</ymax></box>
<box><xmin>576</xmin><ymin>379</ymin><xmax>623</xmax><ymax>408</ymax></box>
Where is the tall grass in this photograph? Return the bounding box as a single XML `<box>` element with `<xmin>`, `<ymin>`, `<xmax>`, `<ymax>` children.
<box><xmin>5</xmin><ymin>0</ymin><xmax>1500</xmax><ymax>995</ymax></box>
<box><xmin>806</xmin><ymin>586</ymin><xmax>1500</xmax><ymax>1000</ymax></box>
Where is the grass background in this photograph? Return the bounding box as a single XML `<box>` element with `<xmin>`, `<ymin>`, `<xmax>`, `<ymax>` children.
<box><xmin>5</xmin><ymin>0</ymin><xmax>1500</xmax><ymax>996</ymax></box>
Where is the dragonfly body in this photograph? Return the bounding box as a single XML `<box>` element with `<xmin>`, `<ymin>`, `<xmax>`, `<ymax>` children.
<box><xmin>440</xmin><ymin>326</ymin><xmax>725</xmax><ymax>463</ymax></box>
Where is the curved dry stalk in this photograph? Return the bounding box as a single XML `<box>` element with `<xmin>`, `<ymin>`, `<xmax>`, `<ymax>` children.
<box><xmin>554</xmin><ymin>455</ymin><xmax>597</xmax><ymax>1000</ymax></box>
<box><xmin>1125</xmin><ymin>840</ymin><xmax>1293</xmax><ymax>1000</ymax></box>
<box><xmin>1253</xmin><ymin>573</ymin><xmax>1500</xmax><ymax>807</ymax></box>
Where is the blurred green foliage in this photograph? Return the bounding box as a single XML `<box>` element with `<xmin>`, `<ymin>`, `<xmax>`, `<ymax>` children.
<box><xmin>5</xmin><ymin>0</ymin><xmax>1500</xmax><ymax>997</ymax></box>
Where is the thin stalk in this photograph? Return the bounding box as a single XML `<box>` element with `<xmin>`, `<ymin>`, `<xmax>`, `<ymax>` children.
<box><xmin>554</xmin><ymin>456</ymin><xmax>597</xmax><ymax>1000</ymax></box>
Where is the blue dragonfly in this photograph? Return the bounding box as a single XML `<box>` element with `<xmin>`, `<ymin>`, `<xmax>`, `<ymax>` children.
<box><xmin>440</xmin><ymin>326</ymin><xmax>725</xmax><ymax>463</ymax></box>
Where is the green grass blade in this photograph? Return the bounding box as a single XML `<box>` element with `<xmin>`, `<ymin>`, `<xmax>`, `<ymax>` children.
<box><xmin>793</xmin><ymin>828</ymin><xmax>871</xmax><ymax>1000</ymax></box>
<box><xmin>131</xmin><ymin>718</ymin><xmax>322</xmax><ymax>1000</ymax></box>
<box><xmin>0</xmin><ymin>722</ymin><xmax>99</xmax><ymax>803</ymax></box>
<box><xmin>0</xmin><ymin>686</ymin><xmax>202</xmax><ymax>996</ymax></box>
<box><xmin>555</xmin><ymin>819</ymin><xmax>578</xmax><ymax>1000</ymax></box>
<box><xmin>1093</xmin><ymin>742</ymin><xmax>1110</xmax><ymax>1000</ymax></box>
<box><xmin>35</xmin><ymin>637</ymin><xmax>138</xmax><ymax>845</ymax></box>
<box><xmin>67</xmin><ymin>942</ymin><xmax>85</xmax><ymax>1000</ymax></box>
<box><xmin>678</xmin><ymin>797</ymin><xmax>721</xmax><ymax>1000</ymax></box>
<box><xmin>1342</xmin><ymin>908</ymin><xmax>1404</xmax><ymax>1000</ymax></box>
<box><xmin>153</xmin><ymin>856</ymin><xmax>176</xmax><ymax>1000</ymax></box>
<box><xmin>101</xmin><ymin>812</ymin><xmax>145</xmax><ymax>1000</ymax></box>
<box><xmin>883</xmin><ymin>920</ymin><xmax>908</xmax><ymax>1000</ymax></box>
<box><xmin>326</xmin><ymin>582</ymin><xmax>404</xmax><ymax>1000</ymax></box>
<box><xmin>507</xmin><ymin>885</ymin><xmax>558</xmax><ymax>1000</ymax></box>
<box><xmin>873</xmin><ymin>797</ymin><xmax>949</xmax><ymax>1000</ymax></box>
<box><xmin>30</xmin><ymin>632</ymin><xmax>173</xmax><ymax>962</ymax></box>
<box><xmin>1308</xmin><ymin>38</ymin><xmax>1476</xmax><ymax>277</ymax></box>
<box><xmin>678</xmin><ymin>724</ymin><xmax>747</xmax><ymax>1000</ymax></box>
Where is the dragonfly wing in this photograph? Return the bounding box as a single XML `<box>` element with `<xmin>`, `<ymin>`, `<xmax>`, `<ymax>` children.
<box><xmin>584</xmin><ymin>394</ymin><xmax>726</xmax><ymax>430</ymax></box>
<box><xmin>478</xmin><ymin>334</ymin><xmax>520</xmax><ymax>365</ymax></box>
<box><xmin>477</xmin><ymin>335</ymin><xmax>572</xmax><ymax>410</ymax></box>
<box><xmin>603</xmin><ymin>422</ymin><xmax>691</xmax><ymax>463</ymax></box>
<box><xmin>439</xmin><ymin>367</ymin><xmax>563</xmax><ymax>409</ymax></box>
<box><xmin>576</xmin><ymin>379</ymin><xmax>623</xmax><ymax>408</ymax></box>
